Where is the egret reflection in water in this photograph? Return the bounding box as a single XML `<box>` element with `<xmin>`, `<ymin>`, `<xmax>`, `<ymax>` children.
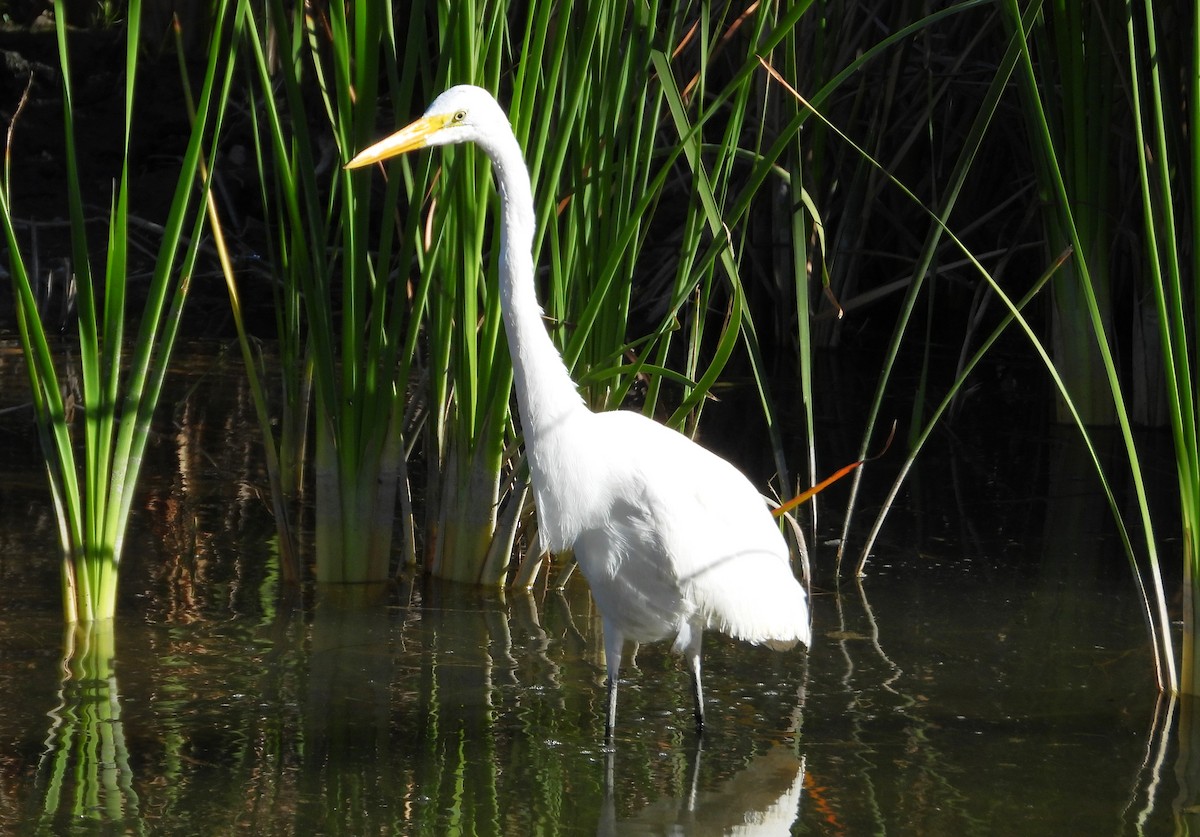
<box><xmin>599</xmin><ymin>743</ymin><xmax>805</xmax><ymax>836</ymax></box>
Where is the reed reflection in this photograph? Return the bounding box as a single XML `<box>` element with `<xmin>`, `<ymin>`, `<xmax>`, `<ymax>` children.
<box><xmin>32</xmin><ymin>621</ymin><xmax>139</xmax><ymax>829</ymax></box>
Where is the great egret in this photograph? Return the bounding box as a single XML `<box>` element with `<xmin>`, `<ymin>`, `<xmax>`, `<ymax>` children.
<box><xmin>347</xmin><ymin>85</ymin><xmax>811</xmax><ymax>743</ymax></box>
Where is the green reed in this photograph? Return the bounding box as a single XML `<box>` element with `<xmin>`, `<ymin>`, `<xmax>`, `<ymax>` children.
<box><xmin>1122</xmin><ymin>0</ymin><xmax>1199</xmax><ymax>693</ymax></box>
<box><xmin>358</xmin><ymin>2</ymin><xmax>816</xmax><ymax>585</ymax></box>
<box><xmin>784</xmin><ymin>0</ymin><xmax>1186</xmax><ymax>692</ymax></box>
<box><xmin>243</xmin><ymin>0</ymin><xmax>419</xmax><ymax>583</ymax></box>
<box><xmin>750</xmin><ymin>0</ymin><xmax>1004</xmax><ymax>568</ymax></box>
<box><xmin>1</xmin><ymin>0</ymin><xmax>240</xmax><ymax>621</ymax></box>
<box><xmin>1024</xmin><ymin>1</ymin><xmax>1120</xmax><ymax>425</ymax></box>
<box><xmin>839</xmin><ymin>0</ymin><xmax>1182</xmax><ymax>689</ymax></box>
<box><xmin>993</xmin><ymin>0</ymin><xmax>1189</xmax><ymax>692</ymax></box>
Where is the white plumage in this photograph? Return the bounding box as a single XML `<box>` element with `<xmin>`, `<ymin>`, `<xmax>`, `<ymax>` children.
<box><xmin>347</xmin><ymin>85</ymin><xmax>811</xmax><ymax>743</ymax></box>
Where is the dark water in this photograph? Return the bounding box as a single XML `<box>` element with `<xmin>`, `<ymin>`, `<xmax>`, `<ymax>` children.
<box><xmin>0</xmin><ymin>341</ymin><xmax>1187</xmax><ymax>835</ymax></box>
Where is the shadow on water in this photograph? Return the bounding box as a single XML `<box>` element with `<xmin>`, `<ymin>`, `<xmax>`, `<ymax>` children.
<box><xmin>0</xmin><ymin>341</ymin><xmax>1196</xmax><ymax>834</ymax></box>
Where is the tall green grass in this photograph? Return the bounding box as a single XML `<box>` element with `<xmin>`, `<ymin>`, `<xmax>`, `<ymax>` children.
<box><xmin>223</xmin><ymin>1</ymin><xmax>825</xmax><ymax>589</ymax></box>
<box><xmin>2</xmin><ymin>0</ymin><xmax>241</xmax><ymax>621</ymax></box>
<box><xmin>997</xmin><ymin>0</ymin><xmax>1188</xmax><ymax>692</ymax></box>
<box><xmin>321</xmin><ymin>2</ymin><xmax>816</xmax><ymax>585</ymax></box>
<box><xmin>751</xmin><ymin>0</ymin><xmax>1017</xmax><ymax>573</ymax></box>
<box><xmin>1121</xmin><ymin>0</ymin><xmax>1199</xmax><ymax>693</ymax></box>
<box><xmin>1024</xmin><ymin>1</ymin><xmax>1120</xmax><ymax>426</ymax></box>
<box><xmin>242</xmin><ymin>0</ymin><xmax>418</xmax><ymax>583</ymax></box>
<box><xmin>816</xmin><ymin>0</ymin><xmax>1186</xmax><ymax>692</ymax></box>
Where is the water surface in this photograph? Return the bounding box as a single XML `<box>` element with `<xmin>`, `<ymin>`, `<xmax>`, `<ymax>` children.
<box><xmin>0</xmin><ymin>342</ymin><xmax>1184</xmax><ymax>834</ymax></box>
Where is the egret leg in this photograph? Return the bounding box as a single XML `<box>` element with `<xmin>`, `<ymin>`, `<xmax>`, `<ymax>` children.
<box><xmin>683</xmin><ymin>626</ymin><xmax>705</xmax><ymax>736</ymax></box>
<box><xmin>603</xmin><ymin>622</ymin><xmax>624</xmax><ymax>746</ymax></box>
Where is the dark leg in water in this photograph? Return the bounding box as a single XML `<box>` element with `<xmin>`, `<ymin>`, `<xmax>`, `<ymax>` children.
<box><xmin>683</xmin><ymin>627</ymin><xmax>705</xmax><ymax>736</ymax></box>
<box><xmin>603</xmin><ymin>622</ymin><xmax>624</xmax><ymax>746</ymax></box>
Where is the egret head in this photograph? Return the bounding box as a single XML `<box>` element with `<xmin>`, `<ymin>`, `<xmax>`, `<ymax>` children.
<box><xmin>345</xmin><ymin>85</ymin><xmax>508</xmax><ymax>169</ymax></box>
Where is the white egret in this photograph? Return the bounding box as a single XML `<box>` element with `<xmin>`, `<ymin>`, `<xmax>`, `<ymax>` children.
<box><xmin>347</xmin><ymin>85</ymin><xmax>811</xmax><ymax>743</ymax></box>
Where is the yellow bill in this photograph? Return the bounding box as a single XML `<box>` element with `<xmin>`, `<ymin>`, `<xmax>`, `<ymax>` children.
<box><xmin>344</xmin><ymin>113</ymin><xmax>451</xmax><ymax>169</ymax></box>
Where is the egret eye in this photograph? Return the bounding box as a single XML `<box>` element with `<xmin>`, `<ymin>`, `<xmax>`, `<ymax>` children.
<box><xmin>453</xmin><ymin>110</ymin><xmax>467</xmax><ymax>122</ymax></box>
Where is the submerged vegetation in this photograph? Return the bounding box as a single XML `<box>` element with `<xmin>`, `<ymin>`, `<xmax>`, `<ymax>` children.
<box><xmin>0</xmin><ymin>0</ymin><xmax>1197</xmax><ymax>700</ymax></box>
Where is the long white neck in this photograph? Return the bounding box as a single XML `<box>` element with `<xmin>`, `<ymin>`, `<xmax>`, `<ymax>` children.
<box><xmin>480</xmin><ymin>130</ymin><xmax>586</xmax><ymax>448</ymax></box>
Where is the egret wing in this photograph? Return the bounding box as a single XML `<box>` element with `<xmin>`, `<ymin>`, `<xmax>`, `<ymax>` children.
<box><xmin>613</xmin><ymin>413</ymin><xmax>811</xmax><ymax>648</ymax></box>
